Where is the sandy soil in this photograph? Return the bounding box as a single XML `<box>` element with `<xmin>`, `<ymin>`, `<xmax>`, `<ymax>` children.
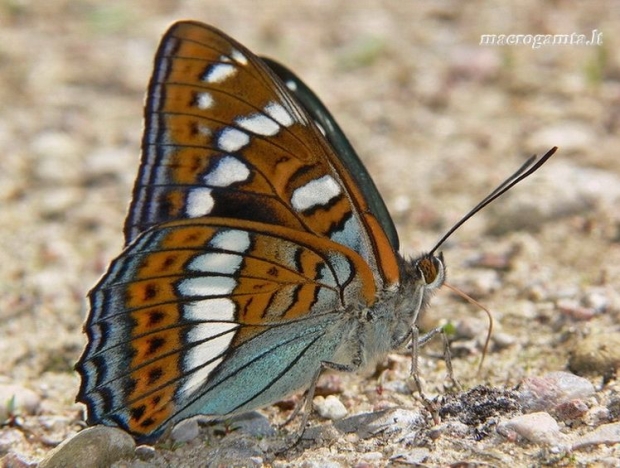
<box><xmin>1</xmin><ymin>1</ymin><xmax>620</xmax><ymax>466</ymax></box>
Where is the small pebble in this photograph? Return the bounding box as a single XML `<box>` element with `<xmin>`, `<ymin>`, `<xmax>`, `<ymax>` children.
<box><xmin>557</xmin><ymin>299</ymin><xmax>596</xmax><ymax>321</ymax></box>
<box><xmin>171</xmin><ymin>418</ymin><xmax>201</xmax><ymax>443</ymax></box>
<box><xmin>453</xmin><ymin>316</ymin><xmax>488</xmax><ymax>341</ymax></box>
<box><xmin>584</xmin><ymin>405</ymin><xmax>611</xmax><ymax>426</ymax></box>
<box><xmin>380</xmin><ymin>378</ymin><xmax>410</xmax><ymax>395</ymax></box>
<box><xmin>84</xmin><ymin>147</ymin><xmax>131</xmax><ymax>180</ymax></box>
<box><xmin>135</xmin><ymin>445</ymin><xmax>156</xmax><ymax>461</ymax></box>
<box><xmin>519</xmin><ymin>371</ymin><xmax>595</xmax><ymax>414</ymax></box>
<box><xmin>314</xmin><ymin>395</ymin><xmax>348</xmax><ymax>420</ymax></box>
<box><xmin>38</xmin><ymin>416</ymin><xmax>74</xmax><ymax>432</ymax></box>
<box><xmin>497</xmin><ymin>412</ymin><xmax>568</xmax><ymax>447</ymax></box>
<box><xmin>38</xmin><ymin>426</ymin><xmax>136</xmax><ymax>468</ymax></box>
<box><xmin>449</xmin><ymin>46</ymin><xmax>501</xmax><ymax>81</ymax></box>
<box><xmin>0</xmin><ymin>384</ymin><xmax>41</xmax><ymax>421</ymax></box>
<box><xmin>228</xmin><ymin>411</ymin><xmax>275</xmax><ymax>437</ymax></box>
<box><xmin>334</xmin><ymin>408</ymin><xmax>424</xmax><ymax>439</ymax></box>
<box><xmin>465</xmin><ymin>250</ymin><xmax>514</xmax><ymax>270</ymax></box>
<box><xmin>457</xmin><ymin>269</ymin><xmax>502</xmax><ymax>297</ymax></box>
<box><xmin>493</xmin><ymin>331</ymin><xmax>517</xmax><ymax>349</ymax></box>
<box><xmin>553</xmin><ymin>371</ymin><xmax>597</xmax><ymax>399</ymax></box>
<box><xmin>206</xmin><ymin>436</ymin><xmax>266</xmax><ymax>468</ymax></box>
<box><xmin>356</xmin><ymin>451</ymin><xmax>384</xmax><ymax>465</ymax></box>
<box><xmin>0</xmin><ymin>451</ymin><xmax>38</xmax><ymax>468</ymax></box>
<box><xmin>30</xmin><ymin>131</ymin><xmax>81</xmax><ymax>184</ymax></box>
<box><xmin>607</xmin><ymin>393</ymin><xmax>620</xmax><ymax>419</ymax></box>
<box><xmin>390</xmin><ymin>447</ymin><xmax>430</xmax><ymax>465</ymax></box>
<box><xmin>315</xmin><ymin>374</ymin><xmax>344</xmax><ymax>396</ymax></box>
<box><xmin>297</xmin><ymin>461</ymin><xmax>343</xmax><ymax>468</ymax></box>
<box><xmin>434</xmin><ymin>421</ymin><xmax>470</xmax><ymax>438</ymax></box>
<box><xmin>553</xmin><ymin>400</ymin><xmax>589</xmax><ymax>420</ymax></box>
<box><xmin>572</xmin><ymin>422</ymin><xmax>620</xmax><ymax>450</ymax></box>
<box><xmin>582</xmin><ymin>288</ymin><xmax>610</xmax><ymax>313</ymax></box>
<box><xmin>569</xmin><ymin>332</ymin><xmax>620</xmax><ymax>377</ymax></box>
<box><xmin>0</xmin><ymin>429</ymin><xmax>27</xmax><ymax>454</ymax></box>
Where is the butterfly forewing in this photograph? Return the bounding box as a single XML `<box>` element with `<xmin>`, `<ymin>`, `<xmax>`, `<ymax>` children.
<box><xmin>262</xmin><ymin>58</ymin><xmax>400</xmax><ymax>254</ymax></box>
<box><xmin>125</xmin><ymin>21</ymin><xmax>399</xmax><ymax>287</ymax></box>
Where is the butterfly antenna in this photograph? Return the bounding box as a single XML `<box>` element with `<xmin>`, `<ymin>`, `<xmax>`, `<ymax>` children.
<box><xmin>429</xmin><ymin>146</ymin><xmax>558</xmax><ymax>255</ymax></box>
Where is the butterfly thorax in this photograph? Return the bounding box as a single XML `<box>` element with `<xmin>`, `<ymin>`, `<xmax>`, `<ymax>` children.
<box><xmin>331</xmin><ymin>252</ymin><xmax>445</xmax><ymax>373</ymax></box>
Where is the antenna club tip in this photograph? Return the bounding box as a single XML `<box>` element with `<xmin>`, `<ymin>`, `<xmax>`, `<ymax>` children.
<box><xmin>543</xmin><ymin>146</ymin><xmax>558</xmax><ymax>157</ymax></box>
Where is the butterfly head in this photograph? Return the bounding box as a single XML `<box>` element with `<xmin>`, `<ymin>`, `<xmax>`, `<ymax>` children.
<box><xmin>392</xmin><ymin>251</ymin><xmax>446</xmax><ymax>332</ymax></box>
<box><xmin>413</xmin><ymin>252</ymin><xmax>445</xmax><ymax>290</ymax></box>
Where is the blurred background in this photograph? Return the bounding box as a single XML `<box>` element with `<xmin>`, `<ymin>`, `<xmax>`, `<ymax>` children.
<box><xmin>1</xmin><ymin>0</ymin><xmax>619</xmax><ymax>464</ymax></box>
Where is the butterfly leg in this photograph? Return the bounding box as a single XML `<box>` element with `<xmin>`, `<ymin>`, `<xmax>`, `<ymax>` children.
<box><xmin>408</xmin><ymin>325</ymin><xmax>458</xmax><ymax>423</ymax></box>
<box><xmin>278</xmin><ymin>358</ymin><xmax>360</xmax><ymax>451</ymax></box>
<box><xmin>277</xmin><ymin>371</ymin><xmax>322</xmax><ymax>431</ymax></box>
<box><xmin>410</xmin><ymin>325</ymin><xmax>462</xmax><ymax>398</ymax></box>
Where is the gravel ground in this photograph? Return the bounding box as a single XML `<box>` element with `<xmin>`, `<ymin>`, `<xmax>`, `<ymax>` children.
<box><xmin>1</xmin><ymin>1</ymin><xmax>620</xmax><ymax>466</ymax></box>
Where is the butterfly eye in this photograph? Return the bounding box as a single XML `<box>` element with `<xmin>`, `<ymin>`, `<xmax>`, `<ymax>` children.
<box><xmin>416</xmin><ymin>254</ymin><xmax>445</xmax><ymax>288</ymax></box>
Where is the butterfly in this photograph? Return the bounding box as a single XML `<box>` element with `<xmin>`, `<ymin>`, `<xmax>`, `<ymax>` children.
<box><xmin>75</xmin><ymin>20</ymin><xmax>556</xmax><ymax>444</ymax></box>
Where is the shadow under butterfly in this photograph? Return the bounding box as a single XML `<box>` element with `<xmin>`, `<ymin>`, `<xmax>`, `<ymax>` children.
<box><xmin>75</xmin><ymin>20</ymin><xmax>557</xmax><ymax>444</ymax></box>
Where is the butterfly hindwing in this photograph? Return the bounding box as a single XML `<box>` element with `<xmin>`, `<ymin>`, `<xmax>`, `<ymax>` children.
<box><xmin>77</xmin><ymin>218</ymin><xmax>379</xmax><ymax>439</ymax></box>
